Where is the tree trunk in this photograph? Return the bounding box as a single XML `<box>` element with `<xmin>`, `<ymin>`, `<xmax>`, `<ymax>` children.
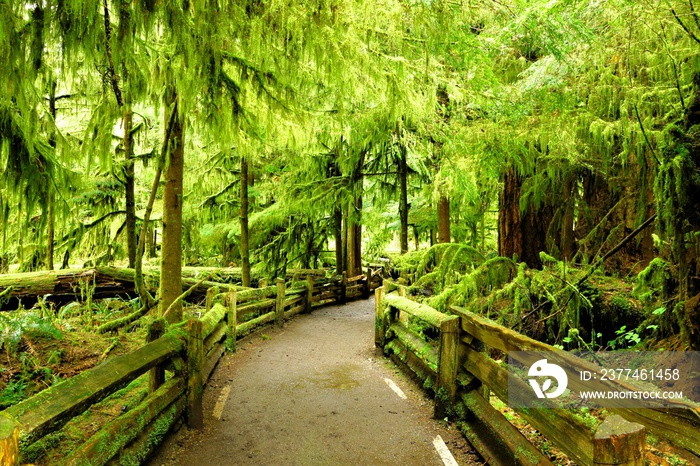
<box><xmin>123</xmin><ymin>108</ymin><xmax>137</xmax><ymax>268</ymax></box>
<box><xmin>498</xmin><ymin>168</ymin><xmax>554</xmax><ymax>269</ymax></box>
<box><xmin>46</xmin><ymin>195</ymin><xmax>54</xmax><ymax>270</ymax></box>
<box><xmin>346</xmin><ymin>202</ymin><xmax>356</xmax><ymax>277</ymax></box>
<box><xmin>353</xmin><ymin>196</ymin><xmax>363</xmax><ymax>274</ymax></box>
<box><xmin>46</xmin><ymin>78</ymin><xmax>57</xmax><ymax>271</ymax></box>
<box><xmin>159</xmin><ymin>99</ymin><xmax>184</xmax><ymax>323</ymax></box>
<box><xmin>240</xmin><ymin>156</ymin><xmax>251</xmax><ymax>287</ymax></box>
<box><xmin>334</xmin><ymin>208</ymin><xmax>343</xmax><ymax>276</ymax></box>
<box><xmin>413</xmin><ymin>224</ymin><xmax>420</xmax><ymax>250</ymax></box>
<box><xmin>399</xmin><ymin>146</ymin><xmax>409</xmax><ymax>254</ymax></box>
<box><xmin>560</xmin><ymin>176</ymin><xmax>575</xmax><ymax>261</ymax></box>
<box><xmin>437</xmin><ymin>195</ymin><xmax>450</xmax><ymax>243</ymax></box>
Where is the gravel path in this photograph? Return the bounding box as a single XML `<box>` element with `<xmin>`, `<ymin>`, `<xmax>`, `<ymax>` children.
<box><xmin>149</xmin><ymin>297</ymin><xmax>481</xmax><ymax>465</ymax></box>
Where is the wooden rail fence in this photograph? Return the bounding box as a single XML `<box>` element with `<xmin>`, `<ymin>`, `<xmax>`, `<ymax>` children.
<box><xmin>376</xmin><ymin>281</ymin><xmax>700</xmax><ymax>466</ymax></box>
<box><xmin>0</xmin><ymin>267</ymin><xmax>381</xmax><ymax>466</ymax></box>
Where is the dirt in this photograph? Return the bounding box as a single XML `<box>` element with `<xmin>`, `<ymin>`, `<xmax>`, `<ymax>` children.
<box><xmin>149</xmin><ymin>297</ymin><xmax>482</xmax><ymax>466</ymax></box>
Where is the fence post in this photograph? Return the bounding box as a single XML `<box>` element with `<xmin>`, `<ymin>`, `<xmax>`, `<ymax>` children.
<box><xmin>226</xmin><ymin>291</ymin><xmax>237</xmax><ymax>352</ymax></box>
<box><xmin>259</xmin><ymin>278</ymin><xmax>269</xmax><ymax>288</ymax></box>
<box><xmin>364</xmin><ymin>266</ymin><xmax>372</xmax><ymax>298</ymax></box>
<box><xmin>305</xmin><ymin>277</ymin><xmax>314</xmax><ymax>313</ymax></box>
<box><xmin>435</xmin><ymin>315</ymin><xmax>460</xmax><ymax>418</ymax></box>
<box><xmin>374</xmin><ymin>283</ymin><xmax>386</xmax><ymax>347</ymax></box>
<box><xmin>341</xmin><ymin>272</ymin><xmax>347</xmax><ymax>304</ymax></box>
<box><xmin>275</xmin><ymin>278</ymin><xmax>285</xmax><ymax>327</ymax></box>
<box><xmin>147</xmin><ymin>318</ymin><xmax>165</xmax><ymax>394</ymax></box>
<box><xmin>0</xmin><ymin>413</ymin><xmax>19</xmax><ymax>466</ymax></box>
<box><xmin>593</xmin><ymin>415</ymin><xmax>645</xmax><ymax>466</ymax></box>
<box><xmin>205</xmin><ymin>286</ymin><xmax>218</xmax><ymax>312</ymax></box>
<box><xmin>186</xmin><ymin>319</ymin><xmax>204</xmax><ymax>430</ymax></box>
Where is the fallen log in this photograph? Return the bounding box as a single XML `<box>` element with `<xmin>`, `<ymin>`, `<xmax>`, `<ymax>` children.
<box><xmin>0</xmin><ymin>267</ymin><xmax>244</xmax><ymax>310</ymax></box>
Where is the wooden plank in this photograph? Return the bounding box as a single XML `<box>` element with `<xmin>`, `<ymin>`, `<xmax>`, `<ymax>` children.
<box><xmin>385</xmin><ymin>294</ymin><xmax>449</xmax><ymax>327</ymax></box>
<box><xmin>107</xmin><ymin>394</ymin><xmax>185</xmax><ymax>466</ymax></box>
<box><xmin>204</xmin><ymin>341</ymin><xmax>226</xmax><ymax>382</ymax></box>
<box><xmin>462</xmin><ymin>345</ymin><xmax>594</xmax><ymax>465</ymax></box>
<box><xmin>283</xmin><ymin>295</ymin><xmax>303</xmax><ymax>309</ymax></box>
<box><xmin>236</xmin><ymin>311</ymin><xmax>276</xmax><ymax>337</ymax></box>
<box><xmin>388</xmin><ymin>323</ymin><xmax>439</xmax><ymax>372</ymax></box>
<box><xmin>203</xmin><ymin>321</ymin><xmax>227</xmax><ymax>355</ymax></box>
<box><xmin>236</xmin><ymin>286</ymin><xmax>276</xmax><ymax>304</ymax></box>
<box><xmin>236</xmin><ymin>298</ymin><xmax>275</xmax><ymax>319</ymax></box>
<box><xmin>60</xmin><ymin>377</ymin><xmax>184</xmax><ymax>466</ymax></box>
<box><xmin>284</xmin><ymin>304</ymin><xmax>305</xmax><ymax>320</ymax></box>
<box><xmin>201</xmin><ymin>303</ymin><xmax>226</xmax><ymax>340</ymax></box>
<box><xmin>459</xmin><ymin>390</ymin><xmax>552</xmax><ymax>466</ymax></box>
<box><xmin>453</xmin><ymin>306</ymin><xmax>700</xmax><ymax>455</ymax></box>
<box><xmin>6</xmin><ymin>333</ymin><xmax>183</xmax><ymax>446</ymax></box>
<box><xmin>385</xmin><ymin>338</ymin><xmax>437</xmax><ymax>391</ymax></box>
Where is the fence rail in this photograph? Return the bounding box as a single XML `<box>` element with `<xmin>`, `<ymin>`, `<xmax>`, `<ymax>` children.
<box><xmin>0</xmin><ymin>266</ymin><xmax>382</xmax><ymax>466</ymax></box>
<box><xmin>376</xmin><ymin>282</ymin><xmax>700</xmax><ymax>466</ymax></box>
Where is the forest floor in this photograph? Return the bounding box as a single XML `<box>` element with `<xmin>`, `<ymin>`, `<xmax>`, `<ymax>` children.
<box><xmin>148</xmin><ymin>297</ymin><xmax>482</xmax><ymax>466</ymax></box>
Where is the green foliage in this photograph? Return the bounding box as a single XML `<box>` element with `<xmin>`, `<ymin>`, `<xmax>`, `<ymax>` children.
<box><xmin>0</xmin><ymin>310</ymin><xmax>63</xmax><ymax>353</ymax></box>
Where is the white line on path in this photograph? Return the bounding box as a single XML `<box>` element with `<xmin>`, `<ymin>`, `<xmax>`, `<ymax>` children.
<box><xmin>384</xmin><ymin>378</ymin><xmax>407</xmax><ymax>399</ymax></box>
<box><xmin>433</xmin><ymin>435</ymin><xmax>459</xmax><ymax>466</ymax></box>
<box><xmin>212</xmin><ymin>385</ymin><xmax>231</xmax><ymax>420</ymax></box>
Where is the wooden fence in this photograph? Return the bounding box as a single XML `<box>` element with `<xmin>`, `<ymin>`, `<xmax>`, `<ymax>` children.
<box><xmin>376</xmin><ymin>282</ymin><xmax>700</xmax><ymax>466</ymax></box>
<box><xmin>0</xmin><ymin>267</ymin><xmax>381</xmax><ymax>466</ymax></box>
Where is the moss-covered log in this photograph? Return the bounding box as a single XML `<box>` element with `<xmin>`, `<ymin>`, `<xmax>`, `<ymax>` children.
<box><xmin>384</xmin><ymin>293</ymin><xmax>449</xmax><ymax>327</ymax></box>
<box><xmin>203</xmin><ymin>321</ymin><xmax>227</xmax><ymax>355</ymax></box>
<box><xmin>6</xmin><ymin>333</ymin><xmax>184</xmax><ymax>446</ymax></box>
<box><xmin>60</xmin><ymin>377</ymin><xmax>185</xmax><ymax>466</ymax></box>
<box><xmin>204</xmin><ymin>341</ymin><xmax>226</xmax><ymax>382</ymax></box>
<box><xmin>388</xmin><ymin>323</ymin><xmax>439</xmax><ymax>372</ymax></box>
<box><xmin>96</xmin><ymin>304</ymin><xmax>149</xmax><ymax>334</ymax></box>
<box><xmin>0</xmin><ymin>267</ymin><xmax>244</xmax><ymax>310</ymax></box>
<box><xmin>385</xmin><ymin>338</ymin><xmax>437</xmax><ymax>393</ymax></box>
<box><xmin>236</xmin><ymin>298</ymin><xmax>275</xmax><ymax>319</ymax></box>
<box><xmin>201</xmin><ymin>303</ymin><xmax>227</xmax><ymax>340</ymax></box>
<box><xmin>106</xmin><ymin>394</ymin><xmax>185</xmax><ymax>466</ymax></box>
<box><xmin>235</xmin><ymin>286</ymin><xmax>276</xmax><ymax>304</ymax></box>
<box><xmin>235</xmin><ymin>311</ymin><xmax>276</xmax><ymax>337</ymax></box>
<box><xmin>284</xmin><ymin>304</ymin><xmax>305</xmax><ymax>320</ymax></box>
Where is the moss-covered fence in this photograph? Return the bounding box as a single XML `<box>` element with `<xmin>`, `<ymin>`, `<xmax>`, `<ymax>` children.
<box><xmin>375</xmin><ymin>282</ymin><xmax>700</xmax><ymax>466</ymax></box>
<box><xmin>0</xmin><ymin>267</ymin><xmax>381</xmax><ymax>465</ymax></box>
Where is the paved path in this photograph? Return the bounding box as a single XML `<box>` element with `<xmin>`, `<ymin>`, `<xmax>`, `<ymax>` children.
<box><xmin>149</xmin><ymin>298</ymin><xmax>480</xmax><ymax>465</ymax></box>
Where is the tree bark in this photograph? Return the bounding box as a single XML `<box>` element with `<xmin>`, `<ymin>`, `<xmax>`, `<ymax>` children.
<box><xmin>437</xmin><ymin>194</ymin><xmax>450</xmax><ymax>243</ymax></box>
<box><xmin>399</xmin><ymin>145</ymin><xmax>409</xmax><ymax>254</ymax></box>
<box><xmin>46</xmin><ymin>78</ymin><xmax>57</xmax><ymax>271</ymax></box>
<box><xmin>334</xmin><ymin>207</ymin><xmax>343</xmax><ymax>276</ymax></box>
<box><xmin>240</xmin><ymin>156</ymin><xmax>251</xmax><ymax>287</ymax></box>
<box><xmin>159</xmin><ymin>98</ymin><xmax>184</xmax><ymax>323</ymax></box>
<box><xmin>498</xmin><ymin>168</ymin><xmax>554</xmax><ymax>269</ymax></box>
<box><xmin>123</xmin><ymin>108</ymin><xmax>137</xmax><ymax>268</ymax></box>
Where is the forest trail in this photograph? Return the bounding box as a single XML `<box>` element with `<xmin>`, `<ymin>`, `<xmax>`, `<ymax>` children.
<box><xmin>148</xmin><ymin>298</ymin><xmax>481</xmax><ymax>466</ymax></box>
